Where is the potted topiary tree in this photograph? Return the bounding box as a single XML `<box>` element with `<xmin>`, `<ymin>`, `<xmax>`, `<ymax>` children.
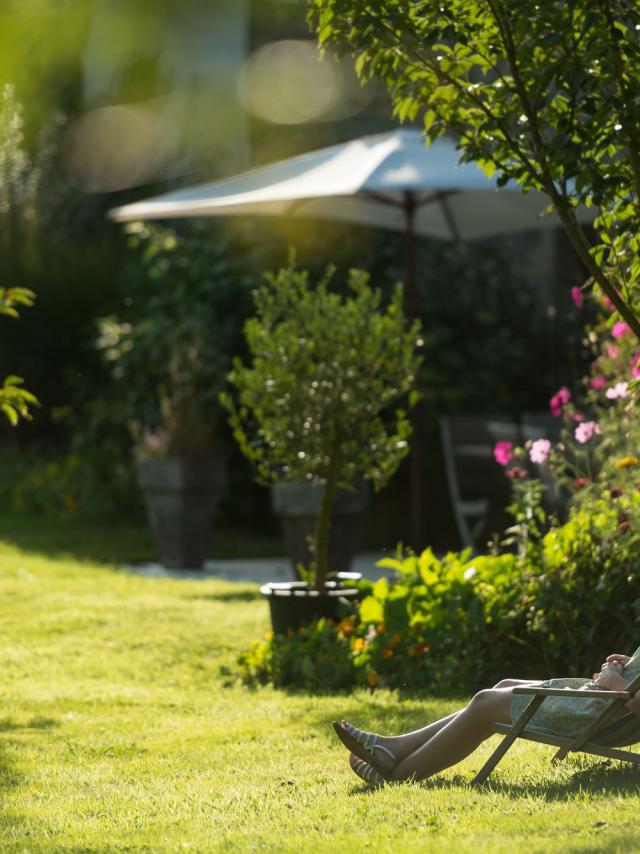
<box><xmin>221</xmin><ymin>261</ymin><xmax>422</xmax><ymax>632</ymax></box>
<box><xmin>98</xmin><ymin>222</ymin><xmax>253</xmax><ymax>569</ymax></box>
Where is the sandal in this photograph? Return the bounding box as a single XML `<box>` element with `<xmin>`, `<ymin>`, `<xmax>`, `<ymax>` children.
<box><xmin>349</xmin><ymin>753</ymin><xmax>385</xmax><ymax>788</ymax></box>
<box><xmin>332</xmin><ymin>720</ymin><xmax>397</xmax><ymax>778</ymax></box>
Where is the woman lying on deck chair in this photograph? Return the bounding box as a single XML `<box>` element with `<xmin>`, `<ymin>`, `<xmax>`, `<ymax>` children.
<box><xmin>333</xmin><ymin>648</ymin><xmax>640</xmax><ymax>787</ymax></box>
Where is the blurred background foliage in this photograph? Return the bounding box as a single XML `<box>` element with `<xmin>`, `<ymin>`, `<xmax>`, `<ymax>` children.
<box><xmin>0</xmin><ymin>0</ymin><xmax>587</xmax><ymax>551</ymax></box>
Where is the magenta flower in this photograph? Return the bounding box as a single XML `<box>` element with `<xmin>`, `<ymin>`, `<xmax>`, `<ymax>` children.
<box><xmin>549</xmin><ymin>386</ymin><xmax>571</xmax><ymax>416</ymax></box>
<box><xmin>529</xmin><ymin>438</ymin><xmax>551</xmax><ymax>464</ymax></box>
<box><xmin>630</xmin><ymin>355</ymin><xmax>640</xmax><ymax>379</ymax></box>
<box><xmin>606</xmin><ymin>381</ymin><xmax>629</xmax><ymax>400</ymax></box>
<box><xmin>603</xmin><ymin>296</ymin><xmax>615</xmax><ymax>312</ymax></box>
<box><xmin>612</xmin><ymin>321</ymin><xmax>631</xmax><ymax>340</ymax></box>
<box><xmin>574</xmin><ymin>421</ymin><xmax>601</xmax><ymax>444</ymax></box>
<box><xmin>493</xmin><ymin>441</ymin><xmax>513</xmax><ymax>466</ymax></box>
<box><xmin>590</xmin><ymin>375</ymin><xmax>607</xmax><ymax>390</ymax></box>
<box><xmin>570</xmin><ymin>286</ymin><xmax>584</xmax><ymax>309</ymax></box>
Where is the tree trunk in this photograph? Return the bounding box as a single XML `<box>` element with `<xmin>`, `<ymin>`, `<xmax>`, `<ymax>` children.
<box><xmin>313</xmin><ymin>453</ymin><xmax>340</xmax><ymax>590</ymax></box>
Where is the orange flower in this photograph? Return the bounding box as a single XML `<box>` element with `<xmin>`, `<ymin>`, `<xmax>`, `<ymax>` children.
<box><xmin>389</xmin><ymin>633</ymin><xmax>402</xmax><ymax>648</ymax></box>
<box><xmin>616</xmin><ymin>456</ymin><xmax>639</xmax><ymax>469</ymax></box>
<box><xmin>382</xmin><ymin>647</ymin><xmax>394</xmax><ymax>659</ymax></box>
<box><xmin>367</xmin><ymin>671</ymin><xmax>378</xmax><ymax>688</ymax></box>
<box><xmin>375</xmin><ymin>624</ymin><xmax>386</xmax><ymax>635</ymax></box>
<box><xmin>353</xmin><ymin>637</ymin><xmax>365</xmax><ymax>652</ymax></box>
<box><xmin>337</xmin><ymin>618</ymin><xmax>355</xmax><ymax>638</ymax></box>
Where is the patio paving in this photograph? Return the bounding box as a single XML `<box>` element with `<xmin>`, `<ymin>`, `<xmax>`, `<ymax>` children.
<box><xmin>123</xmin><ymin>552</ymin><xmax>393</xmax><ymax>583</ymax></box>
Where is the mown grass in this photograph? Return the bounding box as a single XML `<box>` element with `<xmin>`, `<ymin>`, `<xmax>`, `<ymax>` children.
<box><xmin>1</xmin><ymin>515</ymin><xmax>640</xmax><ymax>852</ymax></box>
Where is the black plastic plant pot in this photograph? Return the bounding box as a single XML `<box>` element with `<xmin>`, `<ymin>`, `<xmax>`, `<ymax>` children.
<box><xmin>260</xmin><ymin>572</ymin><xmax>363</xmax><ymax>635</ymax></box>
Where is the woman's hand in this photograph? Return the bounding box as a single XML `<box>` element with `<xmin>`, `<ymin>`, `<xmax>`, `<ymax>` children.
<box><xmin>595</xmin><ymin>661</ymin><xmax>627</xmax><ymax>691</ymax></box>
<box><xmin>603</xmin><ymin>653</ymin><xmax>631</xmax><ymax>667</ymax></box>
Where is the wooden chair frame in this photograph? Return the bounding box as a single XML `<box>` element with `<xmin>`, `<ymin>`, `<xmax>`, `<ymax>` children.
<box><xmin>473</xmin><ymin>673</ymin><xmax>640</xmax><ymax>785</ymax></box>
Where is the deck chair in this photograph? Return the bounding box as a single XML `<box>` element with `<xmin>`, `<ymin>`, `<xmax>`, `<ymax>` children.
<box><xmin>439</xmin><ymin>415</ymin><xmax>521</xmax><ymax>551</ymax></box>
<box><xmin>473</xmin><ymin>673</ymin><xmax>640</xmax><ymax>785</ymax></box>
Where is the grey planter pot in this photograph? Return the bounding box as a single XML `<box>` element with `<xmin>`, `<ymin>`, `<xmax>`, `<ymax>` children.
<box><xmin>136</xmin><ymin>454</ymin><xmax>225</xmax><ymax>569</ymax></box>
<box><xmin>271</xmin><ymin>481</ymin><xmax>370</xmax><ymax>577</ymax></box>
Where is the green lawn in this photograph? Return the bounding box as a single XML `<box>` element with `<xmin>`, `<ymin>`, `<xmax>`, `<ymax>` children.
<box><xmin>2</xmin><ymin>516</ymin><xmax>640</xmax><ymax>852</ymax></box>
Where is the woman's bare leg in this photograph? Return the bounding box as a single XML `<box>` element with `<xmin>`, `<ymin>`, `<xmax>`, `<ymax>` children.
<box><xmin>373</xmin><ymin>679</ymin><xmax>542</xmax><ymax>762</ymax></box>
<box><xmin>389</xmin><ymin>684</ymin><xmax>540</xmax><ymax>782</ymax></box>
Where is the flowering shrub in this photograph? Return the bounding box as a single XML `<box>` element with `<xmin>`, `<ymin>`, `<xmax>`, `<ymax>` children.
<box><xmin>491</xmin><ymin>286</ymin><xmax>640</xmax><ymax>535</ymax></box>
<box><xmin>237</xmin><ymin>507</ymin><xmax>640</xmax><ymax>694</ymax></box>
<box><xmin>237</xmin><ymin>549</ymin><xmax>527</xmax><ymax>693</ymax></box>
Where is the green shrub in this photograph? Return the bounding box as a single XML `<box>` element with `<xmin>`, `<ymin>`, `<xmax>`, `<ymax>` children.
<box><xmin>0</xmin><ymin>441</ymin><xmax>140</xmax><ymax>520</ymax></box>
<box><xmin>237</xmin><ymin>618</ymin><xmax>356</xmax><ymax>691</ymax></box>
<box><xmin>524</xmin><ymin>506</ymin><xmax>640</xmax><ymax>676</ymax></box>
<box><xmin>238</xmin><ymin>508</ymin><xmax>640</xmax><ymax>694</ymax></box>
<box><xmin>238</xmin><ymin>549</ymin><xmax>527</xmax><ymax>693</ymax></box>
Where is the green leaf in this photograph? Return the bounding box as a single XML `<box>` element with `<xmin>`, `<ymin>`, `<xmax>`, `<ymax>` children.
<box><xmin>359</xmin><ymin>595</ymin><xmax>384</xmax><ymax>624</ymax></box>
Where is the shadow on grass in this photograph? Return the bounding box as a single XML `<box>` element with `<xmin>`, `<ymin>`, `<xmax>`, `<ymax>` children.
<box><xmin>344</xmin><ymin>758</ymin><xmax>640</xmax><ymax>800</ymax></box>
<box><xmin>190</xmin><ymin>589</ymin><xmax>262</xmax><ymax>603</ymax></box>
<box><xmin>0</xmin><ymin>512</ymin><xmax>283</xmax><ymax>568</ymax></box>
<box><xmin>0</xmin><ymin>716</ymin><xmax>58</xmax><ymax>733</ymax></box>
<box><xmin>0</xmin><ymin>513</ymin><xmax>155</xmax><ymax>566</ymax></box>
<box><xmin>484</xmin><ymin>761</ymin><xmax>640</xmax><ymax>800</ymax></box>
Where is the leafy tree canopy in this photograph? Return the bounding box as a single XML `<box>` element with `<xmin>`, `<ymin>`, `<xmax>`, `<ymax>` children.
<box><xmin>308</xmin><ymin>0</ymin><xmax>640</xmax><ymax>337</ymax></box>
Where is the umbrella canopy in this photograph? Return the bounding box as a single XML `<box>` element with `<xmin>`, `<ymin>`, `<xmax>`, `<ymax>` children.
<box><xmin>110</xmin><ymin>128</ymin><xmax>587</xmax><ymax>240</ymax></box>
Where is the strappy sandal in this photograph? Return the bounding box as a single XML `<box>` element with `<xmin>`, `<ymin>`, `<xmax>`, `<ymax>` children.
<box><xmin>349</xmin><ymin>753</ymin><xmax>385</xmax><ymax>788</ymax></box>
<box><xmin>332</xmin><ymin>720</ymin><xmax>397</xmax><ymax>778</ymax></box>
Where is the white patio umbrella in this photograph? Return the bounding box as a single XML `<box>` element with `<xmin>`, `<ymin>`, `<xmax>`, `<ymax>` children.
<box><xmin>110</xmin><ymin>128</ymin><xmax>591</xmax><ymax>316</ymax></box>
<box><xmin>109</xmin><ymin>129</ymin><xmax>591</xmax><ymax>546</ymax></box>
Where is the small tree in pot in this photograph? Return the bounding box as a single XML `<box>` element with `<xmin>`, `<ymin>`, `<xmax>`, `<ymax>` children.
<box><xmin>222</xmin><ymin>262</ymin><xmax>422</xmax><ymax>630</ymax></box>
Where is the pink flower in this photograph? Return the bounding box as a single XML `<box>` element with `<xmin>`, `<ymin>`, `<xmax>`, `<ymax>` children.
<box><xmin>493</xmin><ymin>441</ymin><xmax>513</xmax><ymax>466</ymax></box>
<box><xmin>574</xmin><ymin>420</ymin><xmax>601</xmax><ymax>444</ymax></box>
<box><xmin>529</xmin><ymin>438</ymin><xmax>551</xmax><ymax>464</ymax></box>
<box><xmin>603</xmin><ymin>296</ymin><xmax>615</xmax><ymax>312</ymax></box>
<box><xmin>630</xmin><ymin>354</ymin><xmax>640</xmax><ymax>379</ymax></box>
<box><xmin>570</xmin><ymin>286</ymin><xmax>584</xmax><ymax>310</ymax></box>
<box><xmin>549</xmin><ymin>386</ymin><xmax>571</xmax><ymax>416</ymax></box>
<box><xmin>572</xmin><ymin>412</ymin><xmax>585</xmax><ymax>422</ymax></box>
<box><xmin>590</xmin><ymin>375</ymin><xmax>607</xmax><ymax>390</ymax></box>
<box><xmin>612</xmin><ymin>321</ymin><xmax>631</xmax><ymax>340</ymax></box>
<box><xmin>606</xmin><ymin>343</ymin><xmax>620</xmax><ymax>359</ymax></box>
<box><xmin>606</xmin><ymin>381</ymin><xmax>629</xmax><ymax>400</ymax></box>
<box><xmin>574</xmin><ymin>477</ymin><xmax>590</xmax><ymax>489</ymax></box>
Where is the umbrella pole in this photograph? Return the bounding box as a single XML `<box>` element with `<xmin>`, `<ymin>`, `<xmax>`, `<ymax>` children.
<box><xmin>403</xmin><ymin>192</ymin><xmax>423</xmax><ymax>548</ymax></box>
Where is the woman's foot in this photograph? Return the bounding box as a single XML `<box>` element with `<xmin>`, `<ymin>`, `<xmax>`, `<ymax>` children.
<box><xmin>333</xmin><ymin>720</ymin><xmax>397</xmax><ymax>776</ymax></box>
<box><xmin>349</xmin><ymin>752</ymin><xmax>385</xmax><ymax>788</ymax></box>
